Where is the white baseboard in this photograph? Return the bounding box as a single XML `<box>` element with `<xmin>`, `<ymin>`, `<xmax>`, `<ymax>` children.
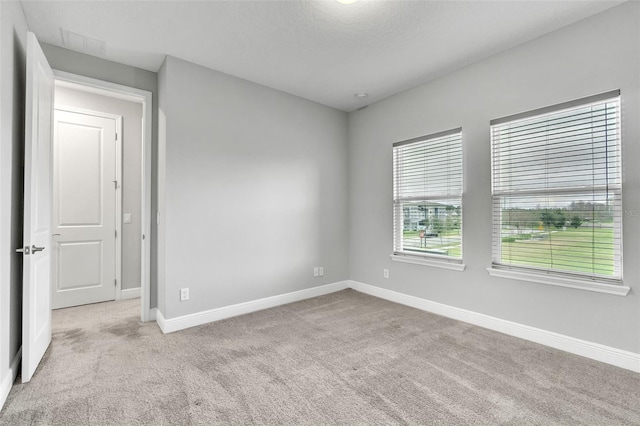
<box><xmin>148</xmin><ymin>308</ymin><xmax>157</xmax><ymax>322</ymax></box>
<box><xmin>0</xmin><ymin>347</ymin><xmax>21</xmax><ymax>411</ymax></box>
<box><xmin>348</xmin><ymin>280</ymin><xmax>640</xmax><ymax>373</ymax></box>
<box><xmin>120</xmin><ymin>287</ymin><xmax>141</xmax><ymax>300</ymax></box>
<box><xmin>157</xmin><ymin>281</ymin><xmax>349</xmax><ymax>334</ymax></box>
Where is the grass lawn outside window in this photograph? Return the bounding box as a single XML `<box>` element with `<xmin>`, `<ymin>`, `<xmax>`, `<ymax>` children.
<box><xmin>500</xmin><ymin>226</ymin><xmax>614</xmax><ymax>276</ymax></box>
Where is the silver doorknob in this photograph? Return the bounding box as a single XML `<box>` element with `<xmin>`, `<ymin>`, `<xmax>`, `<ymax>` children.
<box><xmin>31</xmin><ymin>245</ymin><xmax>45</xmax><ymax>253</ymax></box>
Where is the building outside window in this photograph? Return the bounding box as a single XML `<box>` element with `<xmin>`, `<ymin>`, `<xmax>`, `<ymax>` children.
<box><xmin>392</xmin><ymin>128</ymin><xmax>463</xmax><ymax>262</ymax></box>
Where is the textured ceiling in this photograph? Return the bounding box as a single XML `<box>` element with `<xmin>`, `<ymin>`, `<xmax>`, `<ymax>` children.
<box><xmin>20</xmin><ymin>0</ymin><xmax>623</xmax><ymax>112</ymax></box>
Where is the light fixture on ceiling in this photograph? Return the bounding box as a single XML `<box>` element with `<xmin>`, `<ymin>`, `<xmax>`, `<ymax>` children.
<box><xmin>355</xmin><ymin>93</ymin><xmax>368</xmax><ymax>100</ymax></box>
<box><xmin>336</xmin><ymin>0</ymin><xmax>358</xmax><ymax>4</ymax></box>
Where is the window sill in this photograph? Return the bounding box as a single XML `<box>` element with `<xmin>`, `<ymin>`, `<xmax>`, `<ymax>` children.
<box><xmin>390</xmin><ymin>254</ymin><xmax>466</xmax><ymax>271</ymax></box>
<box><xmin>486</xmin><ymin>267</ymin><xmax>630</xmax><ymax>296</ymax></box>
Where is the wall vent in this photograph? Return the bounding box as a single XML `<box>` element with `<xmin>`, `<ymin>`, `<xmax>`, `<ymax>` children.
<box><xmin>60</xmin><ymin>28</ymin><xmax>105</xmax><ymax>56</ymax></box>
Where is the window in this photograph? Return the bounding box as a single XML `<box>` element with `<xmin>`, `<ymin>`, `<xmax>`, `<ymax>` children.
<box><xmin>392</xmin><ymin>128</ymin><xmax>463</xmax><ymax>265</ymax></box>
<box><xmin>490</xmin><ymin>90</ymin><xmax>622</xmax><ymax>285</ymax></box>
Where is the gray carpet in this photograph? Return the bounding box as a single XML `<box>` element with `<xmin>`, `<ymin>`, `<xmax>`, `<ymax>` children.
<box><xmin>1</xmin><ymin>289</ymin><xmax>639</xmax><ymax>425</ymax></box>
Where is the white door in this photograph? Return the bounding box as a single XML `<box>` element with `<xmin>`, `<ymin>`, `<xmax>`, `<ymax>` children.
<box><xmin>52</xmin><ymin>109</ymin><xmax>118</xmax><ymax>309</ymax></box>
<box><xmin>22</xmin><ymin>32</ymin><xmax>54</xmax><ymax>383</ymax></box>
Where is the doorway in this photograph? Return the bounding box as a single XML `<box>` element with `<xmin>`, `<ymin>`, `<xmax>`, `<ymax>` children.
<box><xmin>52</xmin><ymin>71</ymin><xmax>152</xmax><ymax>322</ymax></box>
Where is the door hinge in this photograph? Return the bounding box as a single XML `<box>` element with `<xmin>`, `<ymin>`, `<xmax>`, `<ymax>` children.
<box><xmin>115</xmin><ymin>133</ymin><xmax>118</xmax><ymax>141</ymax></box>
<box><xmin>113</xmin><ymin>180</ymin><xmax>118</xmax><ymax>189</ymax></box>
<box><xmin>114</xmin><ymin>278</ymin><xmax>117</xmax><ymax>287</ymax></box>
<box><xmin>115</xmin><ymin>230</ymin><xmax>118</xmax><ymax>238</ymax></box>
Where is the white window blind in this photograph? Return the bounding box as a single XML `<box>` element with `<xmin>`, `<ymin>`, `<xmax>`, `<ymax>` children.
<box><xmin>490</xmin><ymin>90</ymin><xmax>622</xmax><ymax>283</ymax></box>
<box><xmin>393</xmin><ymin>128</ymin><xmax>463</xmax><ymax>262</ymax></box>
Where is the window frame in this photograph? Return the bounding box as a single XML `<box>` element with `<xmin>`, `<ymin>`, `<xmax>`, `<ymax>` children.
<box><xmin>392</xmin><ymin>127</ymin><xmax>464</xmax><ymax>269</ymax></box>
<box><xmin>488</xmin><ymin>90</ymin><xmax>629</xmax><ymax>295</ymax></box>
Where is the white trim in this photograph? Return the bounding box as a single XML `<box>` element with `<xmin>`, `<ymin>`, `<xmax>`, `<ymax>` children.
<box><xmin>140</xmin><ymin>84</ymin><xmax>152</xmax><ymax>323</ymax></box>
<box><xmin>156</xmin><ymin>281</ymin><xmax>349</xmax><ymax>334</ymax></box>
<box><xmin>348</xmin><ymin>280</ymin><xmax>640</xmax><ymax>373</ymax></box>
<box><xmin>54</xmin><ymin>73</ymin><xmax>149</xmax><ymax>103</ymax></box>
<box><xmin>0</xmin><ymin>347</ymin><xmax>21</xmax><ymax>411</ymax></box>
<box><xmin>120</xmin><ymin>287</ymin><xmax>141</xmax><ymax>300</ymax></box>
<box><xmin>54</xmin><ymin>105</ymin><xmax>121</xmax><ymax>121</ymax></box>
<box><xmin>53</xmin><ymin>71</ymin><xmax>153</xmax><ymax>322</ymax></box>
<box><xmin>148</xmin><ymin>308</ymin><xmax>157</xmax><ymax>322</ymax></box>
<box><xmin>487</xmin><ymin>267</ymin><xmax>630</xmax><ymax>296</ymax></box>
<box><xmin>114</xmin><ymin>116</ymin><xmax>122</xmax><ymax>301</ymax></box>
<box><xmin>390</xmin><ymin>254</ymin><xmax>466</xmax><ymax>271</ymax></box>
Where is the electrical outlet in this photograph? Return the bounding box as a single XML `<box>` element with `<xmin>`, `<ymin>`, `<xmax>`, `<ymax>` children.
<box><xmin>319</xmin><ymin>266</ymin><xmax>324</xmax><ymax>276</ymax></box>
<box><xmin>180</xmin><ymin>288</ymin><xmax>189</xmax><ymax>301</ymax></box>
<box><xmin>313</xmin><ymin>267</ymin><xmax>319</xmax><ymax>277</ymax></box>
<box><xmin>383</xmin><ymin>268</ymin><xmax>389</xmax><ymax>279</ymax></box>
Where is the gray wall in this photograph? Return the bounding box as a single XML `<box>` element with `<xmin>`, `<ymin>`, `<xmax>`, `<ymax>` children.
<box><xmin>55</xmin><ymin>86</ymin><xmax>143</xmax><ymax>291</ymax></box>
<box><xmin>158</xmin><ymin>56</ymin><xmax>349</xmax><ymax>319</ymax></box>
<box><xmin>348</xmin><ymin>2</ymin><xmax>640</xmax><ymax>353</ymax></box>
<box><xmin>0</xmin><ymin>0</ymin><xmax>28</xmax><ymax>401</ymax></box>
<box><xmin>41</xmin><ymin>44</ymin><xmax>159</xmax><ymax>306</ymax></box>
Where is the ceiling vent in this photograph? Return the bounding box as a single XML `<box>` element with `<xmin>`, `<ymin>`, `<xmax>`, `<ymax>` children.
<box><xmin>60</xmin><ymin>28</ymin><xmax>105</xmax><ymax>56</ymax></box>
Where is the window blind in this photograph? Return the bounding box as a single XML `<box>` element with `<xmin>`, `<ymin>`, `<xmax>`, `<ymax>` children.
<box><xmin>490</xmin><ymin>90</ymin><xmax>622</xmax><ymax>282</ymax></box>
<box><xmin>393</xmin><ymin>128</ymin><xmax>463</xmax><ymax>260</ymax></box>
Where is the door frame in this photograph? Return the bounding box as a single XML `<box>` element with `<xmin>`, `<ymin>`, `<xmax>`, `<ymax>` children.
<box><xmin>53</xmin><ymin>70</ymin><xmax>153</xmax><ymax>322</ymax></box>
<box><xmin>53</xmin><ymin>106</ymin><xmax>123</xmax><ymax>304</ymax></box>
